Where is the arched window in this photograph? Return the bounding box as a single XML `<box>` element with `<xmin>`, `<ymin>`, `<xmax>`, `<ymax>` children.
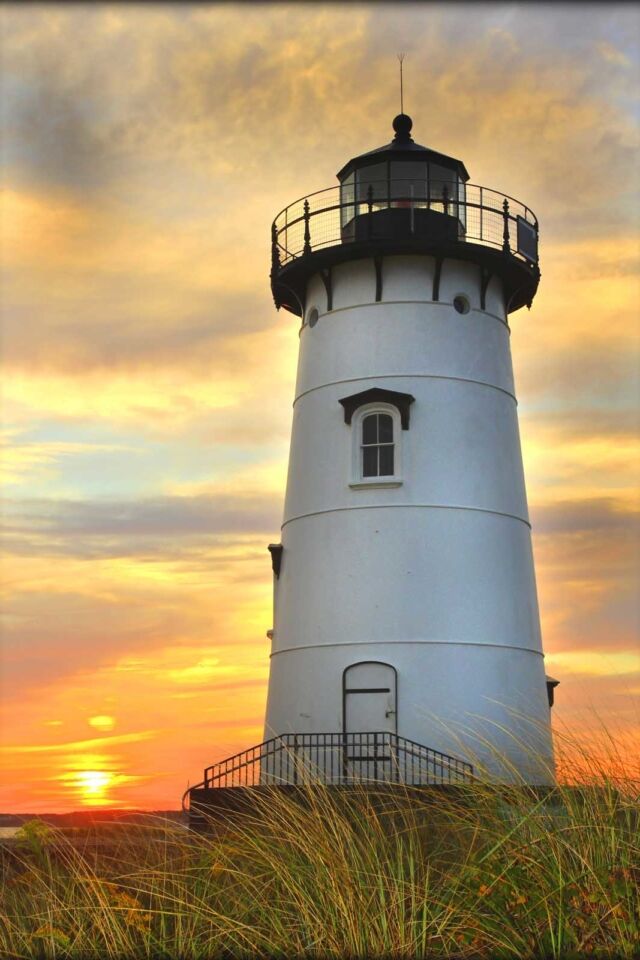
<box><xmin>339</xmin><ymin>388</ymin><xmax>413</xmax><ymax>489</ymax></box>
<box><xmin>361</xmin><ymin>411</ymin><xmax>394</xmax><ymax>478</ymax></box>
<box><xmin>348</xmin><ymin>403</ymin><xmax>403</xmax><ymax>487</ymax></box>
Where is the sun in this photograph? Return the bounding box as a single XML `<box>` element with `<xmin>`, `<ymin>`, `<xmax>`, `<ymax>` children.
<box><xmin>58</xmin><ymin>760</ymin><xmax>140</xmax><ymax>808</ymax></box>
<box><xmin>76</xmin><ymin>770</ymin><xmax>113</xmax><ymax>804</ymax></box>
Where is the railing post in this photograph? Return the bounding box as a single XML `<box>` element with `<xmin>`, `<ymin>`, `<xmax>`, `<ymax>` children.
<box><xmin>293</xmin><ymin>733</ymin><xmax>299</xmax><ymax>785</ymax></box>
<box><xmin>271</xmin><ymin>222</ymin><xmax>281</xmax><ymax>276</ymax></box>
<box><xmin>502</xmin><ymin>197</ymin><xmax>510</xmax><ymax>253</ymax></box>
<box><xmin>366</xmin><ymin>184</ymin><xmax>373</xmax><ymax>239</ymax></box>
<box><xmin>442</xmin><ymin>184</ymin><xmax>449</xmax><ymax>216</ymax></box>
<box><xmin>366</xmin><ymin>184</ymin><xmax>374</xmax><ymax>216</ymax></box>
<box><xmin>303</xmin><ymin>199</ymin><xmax>311</xmax><ymax>256</ymax></box>
<box><xmin>373</xmin><ymin>731</ymin><xmax>379</xmax><ymax>782</ymax></box>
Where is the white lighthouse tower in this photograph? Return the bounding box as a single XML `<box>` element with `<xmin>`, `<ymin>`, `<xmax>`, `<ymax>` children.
<box><xmin>262</xmin><ymin>113</ymin><xmax>556</xmax><ymax>785</ymax></box>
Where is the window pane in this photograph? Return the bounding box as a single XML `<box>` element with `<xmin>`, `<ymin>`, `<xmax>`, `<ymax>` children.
<box><xmin>356</xmin><ymin>163</ymin><xmax>387</xmax><ymax>204</ymax></box>
<box><xmin>457</xmin><ymin>178</ymin><xmax>467</xmax><ymax>230</ymax></box>
<box><xmin>379</xmin><ymin>445</ymin><xmax>394</xmax><ymax>476</ymax></box>
<box><xmin>362</xmin><ymin>446</ymin><xmax>378</xmax><ymax>477</ymax></box>
<box><xmin>362</xmin><ymin>414</ymin><xmax>378</xmax><ymax>445</ymax></box>
<box><xmin>378</xmin><ymin>414</ymin><xmax>393</xmax><ymax>443</ymax></box>
<box><xmin>340</xmin><ymin>172</ymin><xmax>355</xmax><ymax>229</ymax></box>
<box><xmin>427</xmin><ymin>164</ymin><xmax>457</xmax><ymax>201</ymax></box>
<box><xmin>390</xmin><ymin>161</ymin><xmax>427</xmax><ymax>201</ymax></box>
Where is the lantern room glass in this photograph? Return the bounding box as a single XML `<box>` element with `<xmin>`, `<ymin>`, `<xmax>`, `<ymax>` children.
<box><xmin>340</xmin><ymin>159</ymin><xmax>466</xmax><ymax>234</ymax></box>
<box><xmin>390</xmin><ymin>161</ymin><xmax>428</xmax><ymax>205</ymax></box>
<box><xmin>355</xmin><ymin>163</ymin><xmax>387</xmax><ymax>208</ymax></box>
<box><xmin>340</xmin><ymin>172</ymin><xmax>355</xmax><ymax>229</ymax></box>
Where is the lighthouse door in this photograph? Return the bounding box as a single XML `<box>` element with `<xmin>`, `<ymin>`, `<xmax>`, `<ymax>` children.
<box><xmin>343</xmin><ymin>662</ymin><xmax>397</xmax><ymax>735</ymax></box>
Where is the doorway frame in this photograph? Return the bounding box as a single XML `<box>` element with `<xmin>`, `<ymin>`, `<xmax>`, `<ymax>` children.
<box><xmin>342</xmin><ymin>660</ymin><xmax>398</xmax><ymax>736</ymax></box>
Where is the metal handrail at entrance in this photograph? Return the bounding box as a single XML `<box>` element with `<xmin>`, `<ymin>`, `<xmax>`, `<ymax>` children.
<box><xmin>196</xmin><ymin>732</ymin><xmax>473</xmax><ymax>789</ymax></box>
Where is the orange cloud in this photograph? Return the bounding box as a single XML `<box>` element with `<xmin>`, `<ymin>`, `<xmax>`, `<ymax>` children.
<box><xmin>1</xmin><ymin>729</ymin><xmax>158</xmax><ymax>754</ymax></box>
<box><xmin>546</xmin><ymin>650</ymin><xmax>639</xmax><ymax>678</ymax></box>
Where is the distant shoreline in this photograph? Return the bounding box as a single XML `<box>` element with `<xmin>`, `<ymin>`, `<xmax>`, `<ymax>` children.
<box><xmin>0</xmin><ymin>810</ymin><xmax>184</xmax><ymax>828</ymax></box>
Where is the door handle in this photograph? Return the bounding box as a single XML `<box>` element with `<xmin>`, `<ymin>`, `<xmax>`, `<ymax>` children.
<box><xmin>385</xmin><ymin>709</ymin><xmax>396</xmax><ymax>718</ymax></box>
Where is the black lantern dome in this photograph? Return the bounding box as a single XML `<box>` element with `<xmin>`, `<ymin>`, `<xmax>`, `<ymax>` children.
<box><xmin>336</xmin><ymin>113</ymin><xmax>469</xmax><ymax>185</ymax></box>
<box><xmin>270</xmin><ymin>115</ymin><xmax>539</xmax><ymax>317</ymax></box>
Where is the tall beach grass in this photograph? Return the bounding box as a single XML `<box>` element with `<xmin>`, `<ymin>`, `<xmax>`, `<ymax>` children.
<box><xmin>1</xmin><ymin>728</ymin><xmax>638</xmax><ymax>959</ymax></box>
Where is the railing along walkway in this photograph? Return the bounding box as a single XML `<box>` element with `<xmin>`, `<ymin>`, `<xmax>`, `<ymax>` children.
<box><xmin>271</xmin><ymin>180</ymin><xmax>538</xmax><ymax>271</ymax></box>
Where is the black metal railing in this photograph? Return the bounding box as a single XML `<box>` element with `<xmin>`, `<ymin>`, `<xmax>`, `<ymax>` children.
<box><xmin>271</xmin><ymin>180</ymin><xmax>538</xmax><ymax>273</ymax></box>
<box><xmin>195</xmin><ymin>732</ymin><xmax>474</xmax><ymax>790</ymax></box>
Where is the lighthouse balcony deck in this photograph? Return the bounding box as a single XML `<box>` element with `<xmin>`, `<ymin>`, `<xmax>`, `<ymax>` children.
<box><xmin>185</xmin><ymin>732</ymin><xmax>474</xmax><ymax>827</ymax></box>
<box><xmin>271</xmin><ymin>180</ymin><xmax>539</xmax><ymax>315</ymax></box>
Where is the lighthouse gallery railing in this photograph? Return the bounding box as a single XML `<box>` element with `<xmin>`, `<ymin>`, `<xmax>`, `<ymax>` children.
<box><xmin>272</xmin><ymin>180</ymin><xmax>538</xmax><ymax>270</ymax></box>
<box><xmin>196</xmin><ymin>732</ymin><xmax>473</xmax><ymax>789</ymax></box>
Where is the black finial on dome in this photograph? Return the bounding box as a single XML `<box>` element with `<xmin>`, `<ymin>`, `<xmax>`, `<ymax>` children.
<box><xmin>392</xmin><ymin>113</ymin><xmax>413</xmax><ymax>144</ymax></box>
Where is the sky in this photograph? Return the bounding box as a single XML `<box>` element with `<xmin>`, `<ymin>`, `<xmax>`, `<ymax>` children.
<box><xmin>1</xmin><ymin>2</ymin><xmax>639</xmax><ymax>812</ymax></box>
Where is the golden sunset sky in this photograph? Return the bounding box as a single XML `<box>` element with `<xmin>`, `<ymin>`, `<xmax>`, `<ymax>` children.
<box><xmin>1</xmin><ymin>2</ymin><xmax>639</xmax><ymax>812</ymax></box>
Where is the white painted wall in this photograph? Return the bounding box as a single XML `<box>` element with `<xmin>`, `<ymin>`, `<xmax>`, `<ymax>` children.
<box><xmin>264</xmin><ymin>254</ymin><xmax>555</xmax><ymax>783</ymax></box>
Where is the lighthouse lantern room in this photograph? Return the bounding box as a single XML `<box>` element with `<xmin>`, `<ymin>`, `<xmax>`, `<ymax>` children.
<box><xmin>188</xmin><ymin>112</ymin><xmax>556</xmax><ymax>809</ymax></box>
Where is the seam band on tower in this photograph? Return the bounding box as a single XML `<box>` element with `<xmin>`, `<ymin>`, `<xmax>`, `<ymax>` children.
<box><xmin>310</xmin><ymin>299</ymin><xmax>509</xmax><ymax>329</ymax></box>
<box><xmin>281</xmin><ymin>502</ymin><xmax>531</xmax><ymax>530</ymax></box>
<box><xmin>293</xmin><ymin>372</ymin><xmax>517</xmax><ymax>406</ymax></box>
<box><xmin>270</xmin><ymin>640</ymin><xmax>545</xmax><ymax>658</ymax></box>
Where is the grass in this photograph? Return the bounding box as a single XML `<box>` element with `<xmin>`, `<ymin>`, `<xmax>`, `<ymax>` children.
<box><xmin>1</xmin><ymin>730</ymin><xmax>638</xmax><ymax>959</ymax></box>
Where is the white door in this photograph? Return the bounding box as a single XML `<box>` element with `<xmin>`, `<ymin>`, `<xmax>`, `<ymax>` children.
<box><xmin>343</xmin><ymin>662</ymin><xmax>397</xmax><ymax>781</ymax></box>
<box><xmin>343</xmin><ymin>662</ymin><xmax>397</xmax><ymax>735</ymax></box>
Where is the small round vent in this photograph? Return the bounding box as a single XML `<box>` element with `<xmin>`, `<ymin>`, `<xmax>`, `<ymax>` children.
<box><xmin>453</xmin><ymin>295</ymin><xmax>470</xmax><ymax>315</ymax></box>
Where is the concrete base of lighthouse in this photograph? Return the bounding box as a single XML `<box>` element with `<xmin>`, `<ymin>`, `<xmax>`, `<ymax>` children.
<box><xmin>187</xmin><ymin>783</ymin><xmax>488</xmax><ymax>833</ymax></box>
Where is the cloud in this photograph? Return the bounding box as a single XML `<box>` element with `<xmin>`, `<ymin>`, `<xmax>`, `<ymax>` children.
<box><xmin>2</xmin><ymin>6</ymin><xmax>637</xmax><ymax>402</ymax></box>
<box><xmin>546</xmin><ymin>650</ymin><xmax>639</xmax><ymax>678</ymax></box>
<box><xmin>532</xmin><ymin>496</ymin><xmax>639</xmax><ymax>536</ymax></box>
<box><xmin>0</xmin><ymin>519</ymin><xmax>274</xmax><ymax>695</ymax></box>
<box><xmin>1</xmin><ymin>187</ymin><xmax>283</xmax><ymax>372</ymax></box>
<box><xmin>2</xmin><ymin>489</ymin><xmax>283</xmax><ymax>568</ymax></box>
<box><xmin>521</xmin><ymin>412</ymin><xmax>640</xmax><ymax>506</ymax></box>
<box><xmin>3</xmin><ymin>6</ymin><xmax>638</xmax><ymax>207</ymax></box>
<box><xmin>0</xmin><ymin>428</ymin><xmax>134</xmax><ymax>486</ymax></box>
<box><xmin>0</xmin><ymin>729</ymin><xmax>157</xmax><ymax>754</ymax></box>
<box><xmin>3</xmin><ymin>73</ymin><xmax>114</xmax><ymax>194</ymax></box>
<box><xmin>533</xmin><ymin>499</ymin><xmax>639</xmax><ymax>664</ymax></box>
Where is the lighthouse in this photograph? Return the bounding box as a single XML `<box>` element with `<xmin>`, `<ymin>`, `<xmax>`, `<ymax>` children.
<box><xmin>186</xmin><ymin>112</ymin><xmax>558</xmax><ymax>813</ymax></box>
<box><xmin>262</xmin><ymin>113</ymin><xmax>556</xmax><ymax>785</ymax></box>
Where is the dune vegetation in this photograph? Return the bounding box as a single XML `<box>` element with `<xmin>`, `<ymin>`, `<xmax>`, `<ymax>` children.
<box><xmin>1</xmin><ymin>729</ymin><xmax>638</xmax><ymax>959</ymax></box>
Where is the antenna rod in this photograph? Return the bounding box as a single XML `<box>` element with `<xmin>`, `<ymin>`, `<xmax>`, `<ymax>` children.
<box><xmin>398</xmin><ymin>53</ymin><xmax>406</xmax><ymax>114</ymax></box>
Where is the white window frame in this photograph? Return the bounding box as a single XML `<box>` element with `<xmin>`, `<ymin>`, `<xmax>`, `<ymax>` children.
<box><xmin>349</xmin><ymin>402</ymin><xmax>403</xmax><ymax>489</ymax></box>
